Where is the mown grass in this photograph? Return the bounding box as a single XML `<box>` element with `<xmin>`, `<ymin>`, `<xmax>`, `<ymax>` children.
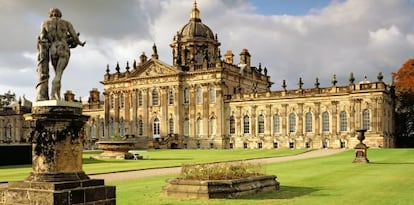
<box><xmin>110</xmin><ymin>149</ymin><xmax>414</xmax><ymax>205</ymax></box>
<box><xmin>0</xmin><ymin>149</ymin><xmax>306</xmax><ymax>182</ymax></box>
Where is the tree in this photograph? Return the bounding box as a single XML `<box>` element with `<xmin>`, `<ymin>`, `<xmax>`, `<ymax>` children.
<box><xmin>392</xmin><ymin>59</ymin><xmax>414</xmax><ymax>147</ymax></box>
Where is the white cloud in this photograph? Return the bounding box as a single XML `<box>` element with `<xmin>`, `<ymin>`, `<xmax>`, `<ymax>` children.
<box><xmin>0</xmin><ymin>0</ymin><xmax>414</xmax><ymax>100</ymax></box>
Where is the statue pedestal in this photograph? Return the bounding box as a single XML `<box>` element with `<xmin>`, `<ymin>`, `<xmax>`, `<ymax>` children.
<box><xmin>353</xmin><ymin>143</ymin><xmax>369</xmax><ymax>163</ymax></box>
<box><xmin>0</xmin><ymin>101</ymin><xmax>116</xmax><ymax>205</ymax></box>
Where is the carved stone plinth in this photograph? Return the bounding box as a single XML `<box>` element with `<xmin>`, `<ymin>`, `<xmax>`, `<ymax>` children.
<box><xmin>0</xmin><ymin>101</ymin><xmax>116</xmax><ymax>204</ymax></box>
<box><xmin>353</xmin><ymin>129</ymin><xmax>369</xmax><ymax>163</ymax></box>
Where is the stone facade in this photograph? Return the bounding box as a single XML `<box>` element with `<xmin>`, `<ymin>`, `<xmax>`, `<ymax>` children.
<box><xmin>81</xmin><ymin>2</ymin><xmax>395</xmax><ymax>149</ymax></box>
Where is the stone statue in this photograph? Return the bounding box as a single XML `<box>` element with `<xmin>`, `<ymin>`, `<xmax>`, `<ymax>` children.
<box><xmin>36</xmin><ymin>8</ymin><xmax>85</xmax><ymax>101</ymax></box>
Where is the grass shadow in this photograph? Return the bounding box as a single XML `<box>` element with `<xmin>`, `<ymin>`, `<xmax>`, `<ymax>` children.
<box><xmin>369</xmin><ymin>162</ymin><xmax>414</xmax><ymax>165</ymax></box>
<box><xmin>240</xmin><ymin>185</ymin><xmax>320</xmax><ymax>200</ymax></box>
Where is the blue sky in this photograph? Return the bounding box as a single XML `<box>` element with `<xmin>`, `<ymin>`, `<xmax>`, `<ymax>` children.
<box><xmin>249</xmin><ymin>0</ymin><xmax>336</xmax><ymax>15</ymax></box>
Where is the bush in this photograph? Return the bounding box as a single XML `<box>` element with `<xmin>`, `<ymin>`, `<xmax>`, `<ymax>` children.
<box><xmin>180</xmin><ymin>161</ymin><xmax>265</xmax><ymax>180</ymax></box>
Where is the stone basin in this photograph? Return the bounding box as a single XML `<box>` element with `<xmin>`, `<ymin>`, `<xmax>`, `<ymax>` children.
<box><xmin>93</xmin><ymin>141</ymin><xmax>136</xmax><ymax>159</ymax></box>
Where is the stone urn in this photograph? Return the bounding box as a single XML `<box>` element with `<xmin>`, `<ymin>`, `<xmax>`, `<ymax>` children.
<box><xmin>353</xmin><ymin>129</ymin><xmax>369</xmax><ymax>163</ymax></box>
<box><xmin>93</xmin><ymin>140</ymin><xmax>137</xmax><ymax>159</ymax></box>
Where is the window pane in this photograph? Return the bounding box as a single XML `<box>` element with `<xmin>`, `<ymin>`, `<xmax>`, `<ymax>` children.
<box><xmin>322</xmin><ymin>112</ymin><xmax>329</xmax><ymax>132</ymax></box>
<box><xmin>305</xmin><ymin>112</ymin><xmax>312</xmax><ymax>132</ymax></box>
<box><xmin>258</xmin><ymin>114</ymin><xmax>264</xmax><ymax>134</ymax></box>
<box><xmin>289</xmin><ymin>113</ymin><xmax>296</xmax><ymax>133</ymax></box>
<box><xmin>243</xmin><ymin>115</ymin><xmax>250</xmax><ymax>134</ymax></box>
<box><xmin>229</xmin><ymin>116</ymin><xmax>235</xmax><ymax>134</ymax></box>
<box><xmin>273</xmin><ymin>114</ymin><xmax>280</xmax><ymax>133</ymax></box>
<box><xmin>363</xmin><ymin>109</ymin><xmax>370</xmax><ymax>130</ymax></box>
<box><xmin>340</xmin><ymin>111</ymin><xmax>347</xmax><ymax>132</ymax></box>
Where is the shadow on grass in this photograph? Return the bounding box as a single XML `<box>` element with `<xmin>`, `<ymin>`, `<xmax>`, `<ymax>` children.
<box><xmin>240</xmin><ymin>185</ymin><xmax>320</xmax><ymax>200</ymax></box>
<box><xmin>369</xmin><ymin>162</ymin><xmax>414</xmax><ymax>165</ymax></box>
<box><xmin>82</xmin><ymin>157</ymin><xmax>194</xmax><ymax>164</ymax></box>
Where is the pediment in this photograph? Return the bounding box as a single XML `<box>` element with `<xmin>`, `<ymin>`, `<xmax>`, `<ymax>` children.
<box><xmin>131</xmin><ymin>59</ymin><xmax>178</xmax><ymax>78</ymax></box>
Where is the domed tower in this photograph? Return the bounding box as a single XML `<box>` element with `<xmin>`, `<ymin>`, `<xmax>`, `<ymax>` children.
<box><xmin>170</xmin><ymin>1</ymin><xmax>221</xmax><ymax>71</ymax></box>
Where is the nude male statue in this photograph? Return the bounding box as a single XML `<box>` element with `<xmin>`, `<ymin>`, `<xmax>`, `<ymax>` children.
<box><xmin>36</xmin><ymin>8</ymin><xmax>85</xmax><ymax>101</ymax></box>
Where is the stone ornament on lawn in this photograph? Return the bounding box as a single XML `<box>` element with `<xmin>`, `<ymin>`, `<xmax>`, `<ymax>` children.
<box><xmin>353</xmin><ymin>129</ymin><xmax>370</xmax><ymax>163</ymax></box>
<box><xmin>164</xmin><ymin>162</ymin><xmax>280</xmax><ymax>199</ymax></box>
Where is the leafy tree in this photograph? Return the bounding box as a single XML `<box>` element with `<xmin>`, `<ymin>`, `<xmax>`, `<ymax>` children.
<box><xmin>392</xmin><ymin>59</ymin><xmax>414</xmax><ymax>147</ymax></box>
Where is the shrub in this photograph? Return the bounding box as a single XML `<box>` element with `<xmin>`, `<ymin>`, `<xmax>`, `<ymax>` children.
<box><xmin>180</xmin><ymin>161</ymin><xmax>265</xmax><ymax>180</ymax></box>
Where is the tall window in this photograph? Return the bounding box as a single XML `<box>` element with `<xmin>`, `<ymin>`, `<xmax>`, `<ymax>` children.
<box><xmin>289</xmin><ymin>113</ymin><xmax>296</xmax><ymax>133</ymax></box>
<box><xmin>322</xmin><ymin>111</ymin><xmax>330</xmax><ymax>132</ymax></box>
<box><xmin>120</xmin><ymin>119</ymin><xmax>125</xmax><ymax>137</ymax></box>
<box><xmin>120</xmin><ymin>93</ymin><xmax>125</xmax><ymax>109</ymax></box>
<box><xmin>209</xmin><ymin>116</ymin><xmax>216</xmax><ymax>135</ymax></box>
<box><xmin>153</xmin><ymin>118</ymin><xmax>160</xmax><ymax>138</ymax></box>
<box><xmin>305</xmin><ymin>112</ymin><xmax>313</xmax><ymax>133</ymax></box>
<box><xmin>183</xmin><ymin>88</ymin><xmax>189</xmax><ymax>104</ymax></box>
<box><xmin>137</xmin><ymin>90</ymin><xmax>143</xmax><ymax>106</ymax></box>
<box><xmin>258</xmin><ymin>114</ymin><xmax>265</xmax><ymax>134</ymax></box>
<box><xmin>138</xmin><ymin>119</ymin><xmax>143</xmax><ymax>136</ymax></box>
<box><xmin>340</xmin><ymin>111</ymin><xmax>347</xmax><ymax>132</ymax></box>
<box><xmin>152</xmin><ymin>88</ymin><xmax>159</xmax><ymax>106</ymax></box>
<box><xmin>273</xmin><ymin>114</ymin><xmax>280</xmax><ymax>134</ymax></box>
<box><xmin>196</xmin><ymin>87</ymin><xmax>203</xmax><ymax>104</ymax></box>
<box><xmin>168</xmin><ymin>88</ymin><xmax>174</xmax><ymax>105</ymax></box>
<box><xmin>362</xmin><ymin>109</ymin><xmax>370</xmax><ymax>130</ymax></box>
<box><xmin>183</xmin><ymin>118</ymin><xmax>189</xmax><ymax>136</ymax></box>
<box><xmin>209</xmin><ymin>87</ymin><xmax>216</xmax><ymax>103</ymax></box>
<box><xmin>110</xmin><ymin>94</ymin><xmax>115</xmax><ymax>109</ymax></box>
<box><xmin>229</xmin><ymin>116</ymin><xmax>235</xmax><ymax>134</ymax></box>
<box><xmin>243</xmin><ymin>115</ymin><xmax>250</xmax><ymax>134</ymax></box>
<box><xmin>100</xmin><ymin>121</ymin><xmax>105</xmax><ymax>138</ymax></box>
<box><xmin>109</xmin><ymin>118</ymin><xmax>114</xmax><ymax>137</ymax></box>
<box><xmin>197</xmin><ymin>117</ymin><xmax>203</xmax><ymax>136</ymax></box>
<box><xmin>169</xmin><ymin>117</ymin><xmax>174</xmax><ymax>134</ymax></box>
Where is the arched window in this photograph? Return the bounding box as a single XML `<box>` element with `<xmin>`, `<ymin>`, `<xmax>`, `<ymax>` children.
<box><xmin>90</xmin><ymin>123</ymin><xmax>97</xmax><ymax>139</ymax></box>
<box><xmin>197</xmin><ymin>117</ymin><xmax>203</xmax><ymax>136</ymax></box>
<box><xmin>209</xmin><ymin>87</ymin><xmax>216</xmax><ymax>103</ymax></box>
<box><xmin>322</xmin><ymin>111</ymin><xmax>330</xmax><ymax>132</ymax></box>
<box><xmin>152</xmin><ymin>88</ymin><xmax>159</xmax><ymax>106</ymax></box>
<box><xmin>289</xmin><ymin>113</ymin><xmax>296</xmax><ymax>133</ymax></box>
<box><xmin>169</xmin><ymin>117</ymin><xmax>174</xmax><ymax>134</ymax></box>
<box><xmin>229</xmin><ymin>116</ymin><xmax>235</xmax><ymax>134</ymax></box>
<box><xmin>305</xmin><ymin>112</ymin><xmax>312</xmax><ymax>133</ymax></box>
<box><xmin>137</xmin><ymin>90</ymin><xmax>143</xmax><ymax>106</ymax></box>
<box><xmin>196</xmin><ymin>87</ymin><xmax>203</xmax><ymax>105</ymax></box>
<box><xmin>273</xmin><ymin>114</ymin><xmax>280</xmax><ymax>134</ymax></box>
<box><xmin>168</xmin><ymin>88</ymin><xmax>174</xmax><ymax>105</ymax></box>
<box><xmin>183</xmin><ymin>118</ymin><xmax>189</xmax><ymax>136</ymax></box>
<box><xmin>258</xmin><ymin>114</ymin><xmax>265</xmax><ymax>134</ymax></box>
<box><xmin>209</xmin><ymin>116</ymin><xmax>216</xmax><ymax>135</ymax></box>
<box><xmin>340</xmin><ymin>111</ymin><xmax>347</xmax><ymax>132</ymax></box>
<box><xmin>138</xmin><ymin>119</ymin><xmax>143</xmax><ymax>136</ymax></box>
<box><xmin>183</xmin><ymin>88</ymin><xmax>189</xmax><ymax>104</ymax></box>
<box><xmin>243</xmin><ymin>115</ymin><xmax>250</xmax><ymax>134</ymax></box>
<box><xmin>362</xmin><ymin>109</ymin><xmax>370</xmax><ymax>130</ymax></box>
<box><xmin>153</xmin><ymin>118</ymin><xmax>160</xmax><ymax>138</ymax></box>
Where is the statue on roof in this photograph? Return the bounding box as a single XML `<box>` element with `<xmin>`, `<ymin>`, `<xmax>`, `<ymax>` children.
<box><xmin>36</xmin><ymin>8</ymin><xmax>85</xmax><ymax>101</ymax></box>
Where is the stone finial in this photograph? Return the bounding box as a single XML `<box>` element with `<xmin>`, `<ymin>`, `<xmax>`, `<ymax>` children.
<box><xmin>133</xmin><ymin>59</ymin><xmax>137</xmax><ymax>69</ymax></box>
<box><xmin>258</xmin><ymin>63</ymin><xmax>262</xmax><ymax>73</ymax></box>
<box><xmin>215</xmin><ymin>33</ymin><xmax>218</xmax><ymax>41</ymax></box>
<box><xmin>298</xmin><ymin>77</ymin><xmax>303</xmax><ymax>89</ymax></box>
<box><xmin>315</xmin><ymin>77</ymin><xmax>320</xmax><ymax>88</ymax></box>
<box><xmin>282</xmin><ymin>80</ymin><xmax>287</xmax><ymax>90</ymax></box>
<box><xmin>377</xmin><ymin>72</ymin><xmax>383</xmax><ymax>82</ymax></box>
<box><xmin>331</xmin><ymin>74</ymin><xmax>337</xmax><ymax>86</ymax></box>
<box><xmin>264</xmin><ymin>67</ymin><xmax>267</xmax><ymax>76</ymax></box>
<box><xmin>152</xmin><ymin>43</ymin><xmax>159</xmax><ymax>60</ymax></box>
<box><xmin>140</xmin><ymin>52</ymin><xmax>147</xmax><ymax>64</ymax></box>
<box><xmin>115</xmin><ymin>62</ymin><xmax>120</xmax><ymax>73</ymax></box>
<box><xmin>349</xmin><ymin>72</ymin><xmax>355</xmax><ymax>84</ymax></box>
<box><xmin>106</xmin><ymin>64</ymin><xmax>110</xmax><ymax>74</ymax></box>
<box><xmin>126</xmin><ymin>61</ymin><xmax>130</xmax><ymax>72</ymax></box>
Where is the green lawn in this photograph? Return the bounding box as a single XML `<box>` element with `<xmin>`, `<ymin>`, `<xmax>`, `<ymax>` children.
<box><xmin>0</xmin><ymin>149</ymin><xmax>306</xmax><ymax>181</ymax></box>
<box><xmin>110</xmin><ymin>149</ymin><xmax>414</xmax><ymax>205</ymax></box>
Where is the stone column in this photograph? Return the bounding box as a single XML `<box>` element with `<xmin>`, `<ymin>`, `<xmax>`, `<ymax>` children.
<box><xmin>281</xmin><ymin>104</ymin><xmax>288</xmax><ymax>136</ymax></box>
<box><xmin>297</xmin><ymin>103</ymin><xmax>304</xmax><ymax>136</ymax></box>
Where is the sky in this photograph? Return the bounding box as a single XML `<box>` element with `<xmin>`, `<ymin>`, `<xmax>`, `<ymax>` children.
<box><xmin>1</xmin><ymin>0</ymin><xmax>414</xmax><ymax>102</ymax></box>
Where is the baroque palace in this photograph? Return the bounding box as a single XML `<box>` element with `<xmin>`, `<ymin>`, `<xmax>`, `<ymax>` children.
<box><xmin>82</xmin><ymin>2</ymin><xmax>395</xmax><ymax>149</ymax></box>
<box><xmin>1</xmin><ymin>2</ymin><xmax>395</xmax><ymax>149</ymax></box>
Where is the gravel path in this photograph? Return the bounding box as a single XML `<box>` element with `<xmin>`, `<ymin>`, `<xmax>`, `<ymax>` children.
<box><xmin>89</xmin><ymin>149</ymin><xmax>346</xmax><ymax>182</ymax></box>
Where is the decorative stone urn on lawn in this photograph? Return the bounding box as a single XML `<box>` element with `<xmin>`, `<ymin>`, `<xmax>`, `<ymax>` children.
<box><xmin>353</xmin><ymin>129</ymin><xmax>370</xmax><ymax>163</ymax></box>
<box><xmin>164</xmin><ymin>162</ymin><xmax>280</xmax><ymax>199</ymax></box>
<box><xmin>93</xmin><ymin>140</ymin><xmax>137</xmax><ymax>159</ymax></box>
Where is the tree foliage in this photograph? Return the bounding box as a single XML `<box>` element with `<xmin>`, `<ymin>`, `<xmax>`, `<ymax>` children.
<box><xmin>393</xmin><ymin>59</ymin><xmax>414</xmax><ymax>147</ymax></box>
